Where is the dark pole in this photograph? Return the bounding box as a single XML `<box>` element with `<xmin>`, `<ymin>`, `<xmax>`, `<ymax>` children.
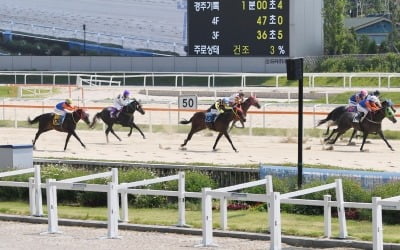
<box><xmin>286</xmin><ymin>57</ymin><xmax>304</xmax><ymax>189</ymax></box>
<box><xmin>83</xmin><ymin>24</ymin><xmax>86</xmax><ymax>56</ymax></box>
<box><xmin>298</xmin><ymin>76</ymin><xmax>303</xmax><ymax>188</ymax></box>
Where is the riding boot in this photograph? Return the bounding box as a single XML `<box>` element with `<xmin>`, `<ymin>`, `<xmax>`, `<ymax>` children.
<box><xmin>353</xmin><ymin>112</ymin><xmax>364</xmax><ymax>123</ymax></box>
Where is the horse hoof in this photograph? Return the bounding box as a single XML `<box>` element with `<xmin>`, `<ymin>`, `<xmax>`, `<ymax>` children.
<box><xmin>347</xmin><ymin>142</ymin><xmax>356</xmax><ymax>146</ymax></box>
<box><xmin>391</xmin><ymin>148</ymin><xmax>395</xmax><ymax>151</ymax></box>
<box><xmin>180</xmin><ymin>147</ymin><xmax>187</xmax><ymax>151</ymax></box>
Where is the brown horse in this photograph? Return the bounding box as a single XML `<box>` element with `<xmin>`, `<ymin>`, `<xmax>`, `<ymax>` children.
<box><xmin>230</xmin><ymin>95</ymin><xmax>261</xmax><ymax>130</ymax></box>
<box><xmin>28</xmin><ymin>108</ymin><xmax>91</xmax><ymax>151</ymax></box>
<box><xmin>180</xmin><ymin>106</ymin><xmax>245</xmax><ymax>152</ymax></box>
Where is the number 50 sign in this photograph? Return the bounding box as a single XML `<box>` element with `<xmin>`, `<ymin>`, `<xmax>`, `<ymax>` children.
<box><xmin>178</xmin><ymin>95</ymin><xmax>197</xmax><ymax>109</ymax></box>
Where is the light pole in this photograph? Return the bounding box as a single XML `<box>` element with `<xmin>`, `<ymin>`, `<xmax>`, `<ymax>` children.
<box><xmin>83</xmin><ymin>24</ymin><xmax>86</xmax><ymax>56</ymax></box>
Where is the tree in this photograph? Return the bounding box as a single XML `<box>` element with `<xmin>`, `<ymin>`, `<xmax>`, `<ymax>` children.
<box><xmin>323</xmin><ymin>0</ymin><xmax>347</xmax><ymax>55</ymax></box>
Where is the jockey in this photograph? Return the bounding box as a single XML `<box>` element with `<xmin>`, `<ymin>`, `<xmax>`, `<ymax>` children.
<box><xmin>228</xmin><ymin>91</ymin><xmax>245</xmax><ymax>107</ymax></box>
<box><xmin>354</xmin><ymin>93</ymin><xmax>382</xmax><ymax>123</ymax></box>
<box><xmin>348</xmin><ymin>89</ymin><xmax>368</xmax><ymax>110</ymax></box>
<box><xmin>111</xmin><ymin>90</ymin><xmax>131</xmax><ymax>118</ymax></box>
<box><xmin>209</xmin><ymin>97</ymin><xmax>231</xmax><ymax>122</ymax></box>
<box><xmin>54</xmin><ymin>98</ymin><xmax>76</xmax><ymax>125</ymax></box>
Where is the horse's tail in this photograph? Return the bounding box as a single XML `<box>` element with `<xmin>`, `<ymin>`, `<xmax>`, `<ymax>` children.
<box><xmin>27</xmin><ymin>115</ymin><xmax>41</xmax><ymax>125</ymax></box>
<box><xmin>317</xmin><ymin>111</ymin><xmax>335</xmax><ymax>127</ymax></box>
<box><xmin>90</xmin><ymin>112</ymin><xmax>101</xmax><ymax>128</ymax></box>
<box><xmin>179</xmin><ymin>116</ymin><xmax>193</xmax><ymax>125</ymax></box>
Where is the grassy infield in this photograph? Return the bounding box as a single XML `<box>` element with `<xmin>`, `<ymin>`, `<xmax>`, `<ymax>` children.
<box><xmin>1</xmin><ymin>80</ymin><xmax>400</xmax><ymax>243</ymax></box>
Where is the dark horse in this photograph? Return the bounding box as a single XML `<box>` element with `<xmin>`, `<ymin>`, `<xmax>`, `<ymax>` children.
<box><xmin>230</xmin><ymin>95</ymin><xmax>261</xmax><ymax>130</ymax></box>
<box><xmin>317</xmin><ymin>105</ymin><xmax>348</xmax><ymax>135</ymax></box>
<box><xmin>90</xmin><ymin>99</ymin><xmax>145</xmax><ymax>143</ymax></box>
<box><xmin>180</xmin><ymin>106</ymin><xmax>245</xmax><ymax>152</ymax></box>
<box><xmin>28</xmin><ymin>108</ymin><xmax>91</xmax><ymax>151</ymax></box>
<box><xmin>324</xmin><ymin>100</ymin><xmax>397</xmax><ymax>151</ymax></box>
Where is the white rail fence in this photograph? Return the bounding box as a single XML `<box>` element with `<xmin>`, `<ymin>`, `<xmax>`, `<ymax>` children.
<box><xmin>1</xmin><ymin>166</ymin><xmax>400</xmax><ymax>249</ymax></box>
<box><xmin>1</xmin><ymin>71</ymin><xmax>400</xmax><ymax>88</ymax></box>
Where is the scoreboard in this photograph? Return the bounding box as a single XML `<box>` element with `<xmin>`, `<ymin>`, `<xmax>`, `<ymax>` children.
<box><xmin>187</xmin><ymin>0</ymin><xmax>290</xmax><ymax>56</ymax></box>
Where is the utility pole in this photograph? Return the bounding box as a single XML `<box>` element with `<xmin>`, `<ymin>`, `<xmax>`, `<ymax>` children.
<box><xmin>83</xmin><ymin>24</ymin><xmax>86</xmax><ymax>56</ymax></box>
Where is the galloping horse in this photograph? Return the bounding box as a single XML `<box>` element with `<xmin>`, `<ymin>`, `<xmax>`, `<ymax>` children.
<box><xmin>90</xmin><ymin>99</ymin><xmax>145</xmax><ymax>143</ymax></box>
<box><xmin>317</xmin><ymin>105</ymin><xmax>348</xmax><ymax>135</ymax></box>
<box><xmin>28</xmin><ymin>108</ymin><xmax>91</xmax><ymax>151</ymax></box>
<box><xmin>180</xmin><ymin>106</ymin><xmax>245</xmax><ymax>152</ymax></box>
<box><xmin>324</xmin><ymin>100</ymin><xmax>397</xmax><ymax>151</ymax></box>
<box><xmin>230</xmin><ymin>95</ymin><xmax>261</xmax><ymax>130</ymax></box>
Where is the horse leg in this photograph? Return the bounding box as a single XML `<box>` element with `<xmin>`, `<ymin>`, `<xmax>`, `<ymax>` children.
<box><xmin>64</xmin><ymin>133</ymin><xmax>72</xmax><ymax>151</ymax></box>
<box><xmin>32</xmin><ymin>130</ymin><xmax>43</xmax><ymax>149</ymax></box>
<box><xmin>129</xmin><ymin>123</ymin><xmax>146</xmax><ymax>139</ymax></box>
<box><xmin>360</xmin><ymin>133</ymin><xmax>369</xmax><ymax>151</ymax></box>
<box><xmin>347</xmin><ymin>129</ymin><xmax>357</xmax><ymax>145</ymax></box>
<box><xmin>69</xmin><ymin>131</ymin><xmax>86</xmax><ymax>149</ymax></box>
<box><xmin>324</xmin><ymin>126</ymin><xmax>330</xmax><ymax>136</ymax></box>
<box><xmin>181</xmin><ymin>127</ymin><xmax>202</xmax><ymax>147</ymax></box>
<box><xmin>105</xmin><ymin>124</ymin><xmax>121</xmax><ymax>142</ymax></box>
<box><xmin>212</xmin><ymin>132</ymin><xmax>224</xmax><ymax>151</ymax></box>
<box><xmin>377</xmin><ymin>130</ymin><xmax>394</xmax><ymax>151</ymax></box>
<box><xmin>324</xmin><ymin>128</ymin><xmax>337</xmax><ymax>142</ymax></box>
<box><xmin>222</xmin><ymin>131</ymin><xmax>238</xmax><ymax>152</ymax></box>
<box><xmin>329</xmin><ymin>130</ymin><xmax>345</xmax><ymax>145</ymax></box>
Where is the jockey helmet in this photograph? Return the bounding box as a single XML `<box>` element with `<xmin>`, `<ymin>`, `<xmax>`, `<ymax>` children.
<box><xmin>65</xmin><ymin>98</ymin><xmax>72</xmax><ymax>104</ymax></box>
<box><xmin>369</xmin><ymin>95</ymin><xmax>379</xmax><ymax>102</ymax></box>
<box><xmin>123</xmin><ymin>90</ymin><xmax>130</xmax><ymax>97</ymax></box>
<box><xmin>222</xmin><ymin>97</ymin><xmax>230</xmax><ymax>105</ymax></box>
<box><xmin>238</xmin><ymin>91</ymin><xmax>244</xmax><ymax>97</ymax></box>
<box><xmin>359</xmin><ymin>89</ymin><xmax>368</xmax><ymax>97</ymax></box>
<box><xmin>373</xmin><ymin>90</ymin><xmax>380</xmax><ymax>97</ymax></box>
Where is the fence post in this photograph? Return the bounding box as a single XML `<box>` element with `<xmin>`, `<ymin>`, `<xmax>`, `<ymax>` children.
<box><xmin>34</xmin><ymin>165</ymin><xmax>43</xmax><ymax>216</ymax></box>
<box><xmin>177</xmin><ymin>171</ymin><xmax>187</xmax><ymax>227</ymax></box>
<box><xmin>46</xmin><ymin>178</ymin><xmax>59</xmax><ymax>234</ymax></box>
<box><xmin>323</xmin><ymin>194</ymin><xmax>331</xmax><ymax>238</ymax></box>
<box><xmin>120</xmin><ymin>187</ymin><xmax>129</xmax><ymax>222</ymax></box>
<box><xmin>335</xmin><ymin>179</ymin><xmax>348</xmax><ymax>238</ymax></box>
<box><xmin>372</xmin><ymin>197</ymin><xmax>383</xmax><ymax>250</ymax></box>
<box><xmin>107</xmin><ymin>182</ymin><xmax>119</xmax><ymax>238</ymax></box>
<box><xmin>199</xmin><ymin>187</ymin><xmax>216</xmax><ymax>247</ymax></box>
<box><xmin>28</xmin><ymin>177</ymin><xmax>35</xmax><ymax>215</ymax></box>
<box><xmin>220</xmin><ymin>197</ymin><xmax>228</xmax><ymax>230</ymax></box>
<box><xmin>269</xmin><ymin>192</ymin><xmax>281</xmax><ymax>250</ymax></box>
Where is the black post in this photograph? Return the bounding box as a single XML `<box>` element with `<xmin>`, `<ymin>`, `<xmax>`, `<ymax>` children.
<box><xmin>286</xmin><ymin>58</ymin><xmax>304</xmax><ymax>189</ymax></box>
<box><xmin>83</xmin><ymin>24</ymin><xmax>86</xmax><ymax>56</ymax></box>
<box><xmin>298</xmin><ymin>76</ymin><xmax>303</xmax><ymax>188</ymax></box>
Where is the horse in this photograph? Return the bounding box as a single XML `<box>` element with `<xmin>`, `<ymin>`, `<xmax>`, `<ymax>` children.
<box><xmin>317</xmin><ymin>105</ymin><xmax>348</xmax><ymax>135</ymax></box>
<box><xmin>230</xmin><ymin>95</ymin><xmax>261</xmax><ymax>130</ymax></box>
<box><xmin>27</xmin><ymin>108</ymin><xmax>91</xmax><ymax>151</ymax></box>
<box><xmin>324</xmin><ymin>100</ymin><xmax>397</xmax><ymax>151</ymax></box>
<box><xmin>90</xmin><ymin>99</ymin><xmax>146</xmax><ymax>143</ymax></box>
<box><xmin>179</xmin><ymin>106</ymin><xmax>246</xmax><ymax>152</ymax></box>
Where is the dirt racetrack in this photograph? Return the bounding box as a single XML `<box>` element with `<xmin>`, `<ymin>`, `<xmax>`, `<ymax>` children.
<box><xmin>1</xmin><ymin>127</ymin><xmax>399</xmax><ymax>172</ymax></box>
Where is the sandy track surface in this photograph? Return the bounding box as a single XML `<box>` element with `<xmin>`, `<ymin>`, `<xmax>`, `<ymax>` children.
<box><xmin>1</xmin><ymin>127</ymin><xmax>399</xmax><ymax>172</ymax></box>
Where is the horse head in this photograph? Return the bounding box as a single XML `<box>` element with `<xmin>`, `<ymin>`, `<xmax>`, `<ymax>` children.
<box><xmin>248</xmin><ymin>95</ymin><xmax>261</xmax><ymax>109</ymax></box>
<box><xmin>382</xmin><ymin>100</ymin><xmax>397</xmax><ymax>124</ymax></box>
<box><xmin>75</xmin><ymin>108</ymin><xmax>91</xmax><ymax>125</ymax></box>
<box><xmin>133</xmin><ymin>99</ymin><xmax>145</xmax><ymax>115</ymax></box>
<box><xmin>125</xmin><ymin>99</ymin><xmax>145</xmax><ymax>115</ymax></box>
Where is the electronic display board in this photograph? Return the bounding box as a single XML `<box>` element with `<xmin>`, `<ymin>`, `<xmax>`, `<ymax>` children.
<box><xmin>187</xmin><ymin>0</ymin><xmax>289</xmax><ymax>56</ymax></box>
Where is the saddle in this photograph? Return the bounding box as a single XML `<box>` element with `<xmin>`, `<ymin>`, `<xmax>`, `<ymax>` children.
<box><xmin>53</xmin><ymin>114</ymin><xmax>62</xmax><ymax>126</ymax></box>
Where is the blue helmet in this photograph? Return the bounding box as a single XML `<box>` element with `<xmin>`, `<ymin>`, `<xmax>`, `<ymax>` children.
<box><xmin>222</xmin><ymin>97</ymin><xmax>230</xmax><ymax>105</ymax></box>
<box><xmin>123</xmin><ymin>90</ymin><xmax>130</xmax><ymax>97</ymax></box>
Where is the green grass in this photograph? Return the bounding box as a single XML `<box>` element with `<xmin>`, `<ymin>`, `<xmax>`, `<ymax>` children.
<box><xmin>0</xmin><ymin>85</ymin><xmax>18</xmax><ymax>97</ymax></box>
<box><xmin>1</xmin><ymin>201</ymin><xmax>400</xmax><ymax>243</ymax></box>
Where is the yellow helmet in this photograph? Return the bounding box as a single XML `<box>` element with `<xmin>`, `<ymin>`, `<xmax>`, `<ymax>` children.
<box><xmin>65</xmin><ymin>98</ymin><xmax>72</xmax><ymax>104</ymax></box>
